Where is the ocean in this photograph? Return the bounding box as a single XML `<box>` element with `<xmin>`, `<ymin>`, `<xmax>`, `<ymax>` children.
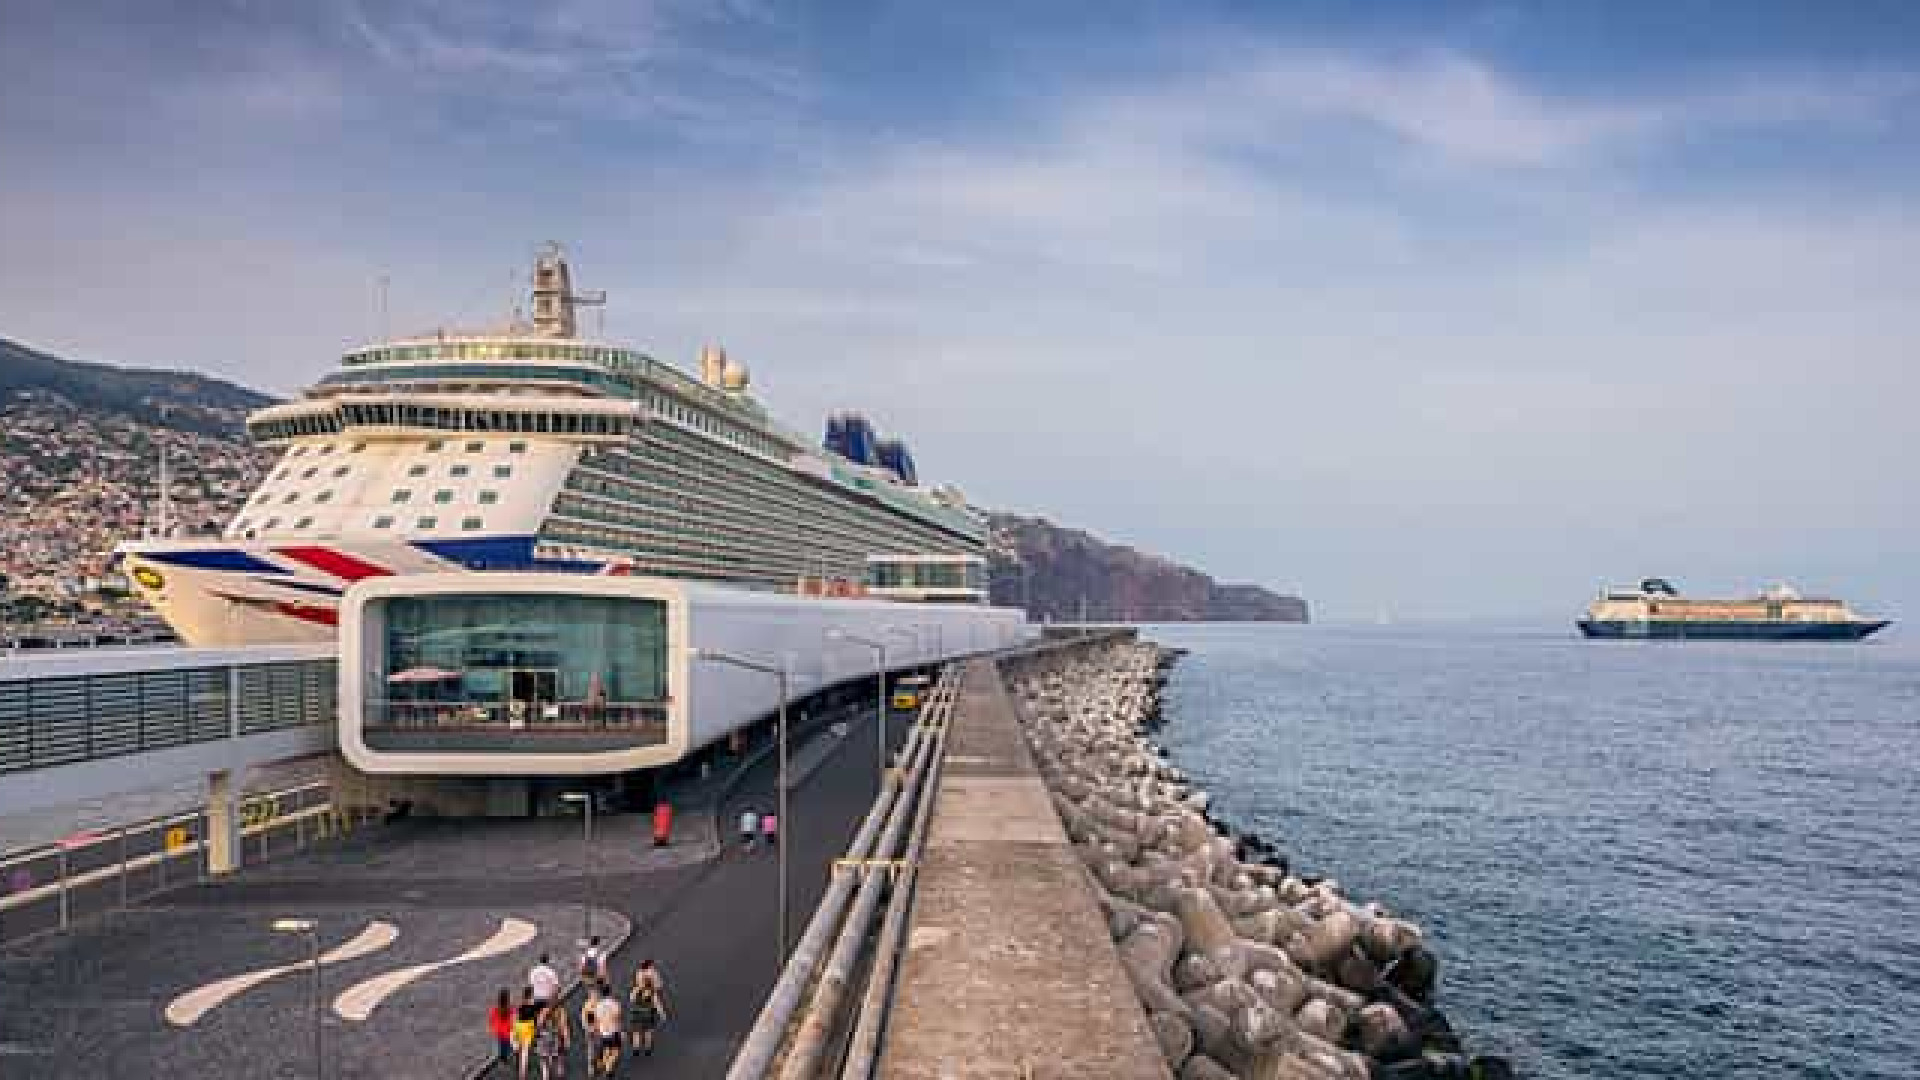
<box><xmin>1145</xmin><ymin>622</ymin><xmax>1919</xmax><ymax>1080</ymax></box>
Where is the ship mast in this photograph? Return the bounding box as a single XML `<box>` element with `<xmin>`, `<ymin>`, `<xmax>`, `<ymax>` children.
<box><xmin>529</xmin><ymin>243</ymin><xmax>605</xmax><ymax>339</ymax></box>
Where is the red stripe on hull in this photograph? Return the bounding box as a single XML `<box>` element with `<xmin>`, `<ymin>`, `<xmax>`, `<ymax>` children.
<box><xmin>275</xmin><ymin>601</ymin><xmax>339</xmax><ymax>627</ymax></box>
<box><xmin>275</xmin><ymin>546</ymin><xmax>392</xmax><ymax>582</ymax></box>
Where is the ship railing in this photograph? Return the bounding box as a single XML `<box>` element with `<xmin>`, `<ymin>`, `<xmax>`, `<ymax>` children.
<box><xmin>362</xmin><ymin>697</ymin><xmax>669</xmax><ymax>733</ymax></box>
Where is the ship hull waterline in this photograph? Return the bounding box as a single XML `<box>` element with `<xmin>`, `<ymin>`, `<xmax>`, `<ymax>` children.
<box><xmin>1577</xmin><ymin>619</ymin><xmax>1889</xmax><ymax>641</ymax></box>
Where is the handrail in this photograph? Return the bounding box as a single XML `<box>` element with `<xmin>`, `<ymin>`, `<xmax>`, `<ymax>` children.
<box><xmin>837</xmin><ymin>675</ymin><xmax>955</xmax><ymax>1078</ymax></box>
<box><xmin>725</xmin><ymin>666</ymin><xmax>959</xmax><ymax>1080</ymax></box>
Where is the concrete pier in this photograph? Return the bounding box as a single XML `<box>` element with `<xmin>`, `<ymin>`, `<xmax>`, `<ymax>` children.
<box><xmin>880</xmin><ymin>658</ymin><xmax>1169</xmax><ymax>1079</ymax></box>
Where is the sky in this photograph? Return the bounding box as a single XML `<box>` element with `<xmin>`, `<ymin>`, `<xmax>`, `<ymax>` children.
<box><xmin>1</xmin><ymin>0</ymin><xmax>1917</xmax><ymax>622</ymax></box>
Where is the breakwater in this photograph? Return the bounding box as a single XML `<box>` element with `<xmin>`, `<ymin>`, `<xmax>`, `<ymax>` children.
<box><xmin>1005</xmin><ymin>636</ymin><xmax>1511</xmax><ymax>1080</ymax></box>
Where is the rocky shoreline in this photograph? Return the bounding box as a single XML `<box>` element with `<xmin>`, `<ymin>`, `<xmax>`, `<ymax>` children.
<box><xmin>1003</xmin><ymin>637</ymin><xmax>1512</xmax><ymax>1080</ymax></box>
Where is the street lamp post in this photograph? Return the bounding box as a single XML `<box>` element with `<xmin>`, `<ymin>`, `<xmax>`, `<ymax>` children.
<box><xmin>690</xmin><ymin>646</ymin><xmax>791</xmax><ymax>970</ymax></box>
<box><xmin>828</xmin><ymin>629</ymin><xmax>889</xmax><ymax>793</ymax></box>
<box><xmin>560</xmin><ymin>791</ymin><xmax>594</xmax><ymax>946</ymax></box>
<box><xmin>272</xmin><ymin>917</ymin><xmax>322</xmax><ymax>1080</ymax></box>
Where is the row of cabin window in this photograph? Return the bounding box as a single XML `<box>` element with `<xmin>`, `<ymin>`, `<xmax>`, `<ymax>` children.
<box><xmin>241</xmin><ymin>515</ymin><xmax>485</xmax><ymax>533</ymax></box>
<box><xmin>284</xmin><ymin>439</ymin><xmax>531</xmax><ymax>457</ymax></box>
<box><xmin>337</xmin><ymin>402</ymin><xmax>626</xmax><ymax>435</ymax></box>
<box><xmin>389</xmin><ymin>489</ymin><xmax>503</xmax><ymax>505</ymax></box>
<box><xmin>274</xmin><ymin>461</ymin><xmax>512</xmax><ymax>483</ymax></box>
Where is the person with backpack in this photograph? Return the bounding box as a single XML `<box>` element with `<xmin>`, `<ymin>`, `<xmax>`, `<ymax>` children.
<box><xmin>532</xmin><ymin>1001</ymin><xmax>569</xmax><ymax>1080</ymax></box>
<box><xmin>629</xmin><ymin>958</ymin><xmax>668</xmax><ymax>1055</ymax></box>
<box><xmin>579</xmin><ymin>935</ymin><xmax>608</xmax><ymax>985</ymax></box>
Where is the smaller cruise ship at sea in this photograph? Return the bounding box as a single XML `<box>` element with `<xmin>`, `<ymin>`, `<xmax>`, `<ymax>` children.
<box><xmin>1578</xmin><ymin>579</ymin><xmax>1890</xmax><ymax>640</ymax></box>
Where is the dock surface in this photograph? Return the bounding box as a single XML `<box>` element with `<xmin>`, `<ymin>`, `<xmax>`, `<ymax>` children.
<box><xmin>880</xmin><ymin>659</ymin><xmax>1169</xmax><ymax>1079</ymax></box>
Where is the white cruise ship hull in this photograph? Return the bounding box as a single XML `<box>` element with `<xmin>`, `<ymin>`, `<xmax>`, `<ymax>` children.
<box><xmin>118</xmin><ymin>534</ymin><xmax>576</xmax><ymax>647</ymax></box>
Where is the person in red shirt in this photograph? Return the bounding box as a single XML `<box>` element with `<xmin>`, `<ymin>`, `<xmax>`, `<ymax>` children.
<box><xmin>487</xmin><ymin>988</ymin><xmax>514</xmax><ymax>1071</ymax></box>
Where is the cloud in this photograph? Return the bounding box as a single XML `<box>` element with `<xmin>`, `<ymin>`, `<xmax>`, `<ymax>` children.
<box><xmin>1</xmin><ymin>12</ymin><xmax>1916</xmax><ymax>618</ymax></box>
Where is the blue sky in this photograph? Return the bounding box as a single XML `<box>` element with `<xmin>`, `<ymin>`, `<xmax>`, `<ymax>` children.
<box><xmin>2</xmin><ymin>1</ymin><xmax>1917</xmax><ymax>621</ymax></box>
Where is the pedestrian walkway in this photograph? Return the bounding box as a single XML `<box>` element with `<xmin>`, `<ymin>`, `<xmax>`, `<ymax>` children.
<box><xmin>0</xmin><ymin>694</ymin><xmax>899</xmax><ymax>1078</ymax></box>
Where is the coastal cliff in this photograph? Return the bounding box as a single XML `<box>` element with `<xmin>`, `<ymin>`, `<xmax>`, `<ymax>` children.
<box><xmin>987</xmin><ymin>513</ymin><xmax>1308</xmax><ymax>623</ymax></box>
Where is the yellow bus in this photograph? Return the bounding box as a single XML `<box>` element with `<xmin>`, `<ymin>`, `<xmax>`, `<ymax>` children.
<box><xmin>890</xmin><ymin>674</ymin><xmax>932</xmax><ymax>711</ymax></box>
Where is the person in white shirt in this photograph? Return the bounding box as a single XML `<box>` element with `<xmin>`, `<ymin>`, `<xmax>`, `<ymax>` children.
<box><xmin>739</xmin><ymin>808</ymin><xmax>760</xmax><ymax>850</ymax></box>
<box><xmin>591</xmin><ymin>981</ymin><xmax>624</xmax><ymax>1077</ymax></box>
<box><xmin>527</xmin><ymin>954</ymin><xmax>561</xmax><ymax>1007</ymax></box>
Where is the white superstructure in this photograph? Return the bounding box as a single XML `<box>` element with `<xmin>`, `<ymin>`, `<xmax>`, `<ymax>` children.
<box><xmin>338</xmin><ymin>574</ymin><xmax>1026</xmax><ymax>776</ymax></box>
<box><xmin>117</xmin><ymin>246</ymin><xmax>987</xmax><ymax>646</ymax></box>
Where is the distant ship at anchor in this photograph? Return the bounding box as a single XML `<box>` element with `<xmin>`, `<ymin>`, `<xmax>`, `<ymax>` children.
<box><xmin>1578</xmin><ymin>579</ymin><xmax>1890</xmax><ymax>641</ymax></box>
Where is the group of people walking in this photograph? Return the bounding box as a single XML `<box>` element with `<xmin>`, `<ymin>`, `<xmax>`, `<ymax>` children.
<box><xmin>737</xmin><ymin>807</ymin><xmax>778</xmax><ymax>850</ymax></box>
<box><xmin>489</xmin><ymin>941</ymin><xmax>668</xmax><ymax>1078</ymax></box>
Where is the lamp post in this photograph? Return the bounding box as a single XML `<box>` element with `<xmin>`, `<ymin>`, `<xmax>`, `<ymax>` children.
<box><xmin>691</xmin><ymin>646</ymin><xmax>791</xmax><ymax>970</ymax></box>
<box><xmin>828</xmin><ymin>629</ymin><xmax>889</xmax><ymax>794</ymax></box>
<box><xmin>272</xmin><ymin>917</ymin><xmax>322</xmax><ymax>1080</ymax></box>
<box><xmin>560</xmin><ymin>791</ymin><xmax>593</xmax><ymax>946</ymax></box>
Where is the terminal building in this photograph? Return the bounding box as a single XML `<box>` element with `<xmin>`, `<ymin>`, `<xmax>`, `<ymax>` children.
<box><xmin>336</xmin><ymin>574</ymin><xmax>1026</xmax><ymax>809</ymax></box>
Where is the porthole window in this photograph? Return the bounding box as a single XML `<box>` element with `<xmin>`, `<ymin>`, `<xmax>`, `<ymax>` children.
<box><xmin>427</xmin><ymin>440</ymin><xmax>445</xmax><ymax>452</ymax></box>
<box><xmin>509</xmin><ymin>441</ymin><xmax>527</xmax><ymax>454</ymax></box>
<box><xmin>234</xmin><ymin>518</ymin><xmax>251</xmax><ymax>531</ymax></box>
<box><xmin>264</xmin><ymin>517</ymin><xmax>281</xmax><ymax>529</ymax></box>
<box><xmin>461</xmin><ymin>516</ymin><xmax>483</xmax><ymax>531</ymax></box>
<box><xmin>350</xmin><ymin>442</ymin><xmax>366</xmax><ymax>453</ymax></box>
<box><xmin>416</xmin><ymin>516</ymin><xmax>438</xmax><ymax>529</ymax></box>
<box><xmin>450</xmin><ymin>464</ymin><xmax>470</xmax><ymax>478</ymax></box>
<box><xmin>332</xmin><ymin>465</ymin><xmax>349</xmax><ymax>478</ymax></box>
<box><xmin>282</xmin><ymin>491</ymin><xmax>300</xmax><ymax>504</ymax></box>
<box><xmin>320</xmin><ymin>444</ymin><xmax>335</xmax><ymax>455</ymax></box>
<box><xmin>465</xmin><ymin>440</ymin><xmax>484</xmax><ymax>453</ymax></box>
<box><xmin>494</xmin><ymin>465</ymin><xmax>512</xmax><ymax>478</ymax></box>
<box><xmin>478</xmin><ymin>490</ymin><xmax>499</xmax><ymax>505</ymax></box>
<box><xmin>314</xmin><ymin>491</ymin><xmax>333</xmax><ymax>504</ymax></box>
<box><xmin>295</xmin><ymin>516</ymin><xmax>313</xmax><ymax>529</ymax></box>
<box><xmin>373</xmin><ymin>515</ymin><xmax>394</xmax><ymax>529</ymax></box>
<box><xmin>301</xmin><ymin>467</ymin><xmax>318</xmax><ymax>479</ymax></box>
<box><xmin>291</xmin><ymin>446</ymin><xmax>307</xmax><ymax>457</ymax></box>
<box><xmin>391</xmin><ymin>489</ymin><xmax>412</xmax><ymax>504</ymax></box>
<box><xmin>433</xmin><ymin>490</ymin><xmax>454</xmax><ymax>504</ymax></box>
<box><xmin>276</xmin><ymin>470</ymin><xmax>291</xmax><ymax>481</ymax></box>
<box><xmin>407</xmin><ymin>464</ymin><xmax>428</xmax><ymax>477</ymax></box>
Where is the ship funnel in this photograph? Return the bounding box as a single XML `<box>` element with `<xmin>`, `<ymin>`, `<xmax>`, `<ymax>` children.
<box><xmin>700</xmin><ymin>345</ymin><xmax>727</xmax><ymax>386</ymax></box>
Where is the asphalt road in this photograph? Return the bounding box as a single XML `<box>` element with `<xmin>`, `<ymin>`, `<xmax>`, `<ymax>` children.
<box><xmin>0</xmin><ymin>696</ymin><xmax>904</xmax><ymax>1079</ymax></box>
<box><xmin>533</xmin><ymin>705</ymin><xmax>904</xmax><ymax>1077</ymax></box>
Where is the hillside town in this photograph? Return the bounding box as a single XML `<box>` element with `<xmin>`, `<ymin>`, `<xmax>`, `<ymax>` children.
<box><xmin>0</xmin><ymin>389</ymin><xmax>269</xmax><ymax>627</ymax></box>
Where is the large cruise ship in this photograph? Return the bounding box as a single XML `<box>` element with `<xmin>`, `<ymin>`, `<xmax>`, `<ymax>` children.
<box><xmin>1578</xmin><ymin>579</ymin><xmax>1890</xmax><ymax>640</ymax></box>
<box><xmin>118</xmin><ymin>247</ymin><xmax>988</xmax><ymax>647</ymax></box>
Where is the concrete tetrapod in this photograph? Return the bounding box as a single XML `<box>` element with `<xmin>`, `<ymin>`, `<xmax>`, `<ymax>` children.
<box><xmin>999</xmin><ymin>639</ymin><xmax>1512</xmax><ymax>1080</ymax></box>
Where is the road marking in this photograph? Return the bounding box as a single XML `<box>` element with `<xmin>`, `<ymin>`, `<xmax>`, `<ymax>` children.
<box><xmin>164</xmin><ymin>921</ymin><xmax>399</xmax><ymax>1027</ymax></box>
<box><xmin>332</xmin><ymin>917</ymin><xmax>537</xmax><ymax>1021</ymax></box>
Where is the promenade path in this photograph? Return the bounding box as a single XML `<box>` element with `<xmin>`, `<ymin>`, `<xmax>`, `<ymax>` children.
<box><xmin>0</xmin><ymin>700</ymin><xmax>903</xmax><ymax>1079</ymax></box>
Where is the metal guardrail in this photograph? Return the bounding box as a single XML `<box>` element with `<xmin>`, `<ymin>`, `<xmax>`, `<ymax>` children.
<box><xmin>0</xmin><ymin>781</ymin><xmax>353</xmax><ymax>946</ymax></box>
<box><xmin>725</xmin><ymin>665</ymin><xmax>962</xmax><ymax>1080</ymax></box>
<box><xmin>0</xmin><ymin>657</ymin><xmax>337</xmax><ymax>774</ymax></box>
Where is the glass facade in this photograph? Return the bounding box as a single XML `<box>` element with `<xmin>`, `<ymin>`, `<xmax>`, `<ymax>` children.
<box><xmin>376</xmin><ymin>594</ymin><xmax>668</xmax><ymax>731</ymax></box>
<box><xmin>866</xmin><ymin>560</ymin><xmax>986</xmax><ymax>591</ymax></box>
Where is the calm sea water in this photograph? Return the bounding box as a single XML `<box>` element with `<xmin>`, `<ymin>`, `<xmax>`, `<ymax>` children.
<box><xmin>1146</xmin><ymin>622</ymin><xmax>1919</xmax><ymax>1080</ymax></box>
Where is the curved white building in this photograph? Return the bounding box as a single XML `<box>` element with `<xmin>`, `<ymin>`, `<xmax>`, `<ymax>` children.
<box><xmin>339</xmin><ymin>574</ymin><xmax>1028</xmax><ymax>776</ymax></box>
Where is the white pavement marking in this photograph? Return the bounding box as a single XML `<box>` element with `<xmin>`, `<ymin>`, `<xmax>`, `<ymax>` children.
<box><xmin>332</xmin><ymin>917</ymin><xmax>538</xmax><ymax>1021</ymax></box>
<box><xmin>164</xmin><ymin>921</ymin><xmax>399</xmax><ymax>1027</ymax></box>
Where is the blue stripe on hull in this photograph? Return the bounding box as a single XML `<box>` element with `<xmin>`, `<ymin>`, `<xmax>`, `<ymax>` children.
<box><xmin>1578</xmin><ymin>619</ymin><xmax>1889</xmax><ymax>641</ymax></box>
